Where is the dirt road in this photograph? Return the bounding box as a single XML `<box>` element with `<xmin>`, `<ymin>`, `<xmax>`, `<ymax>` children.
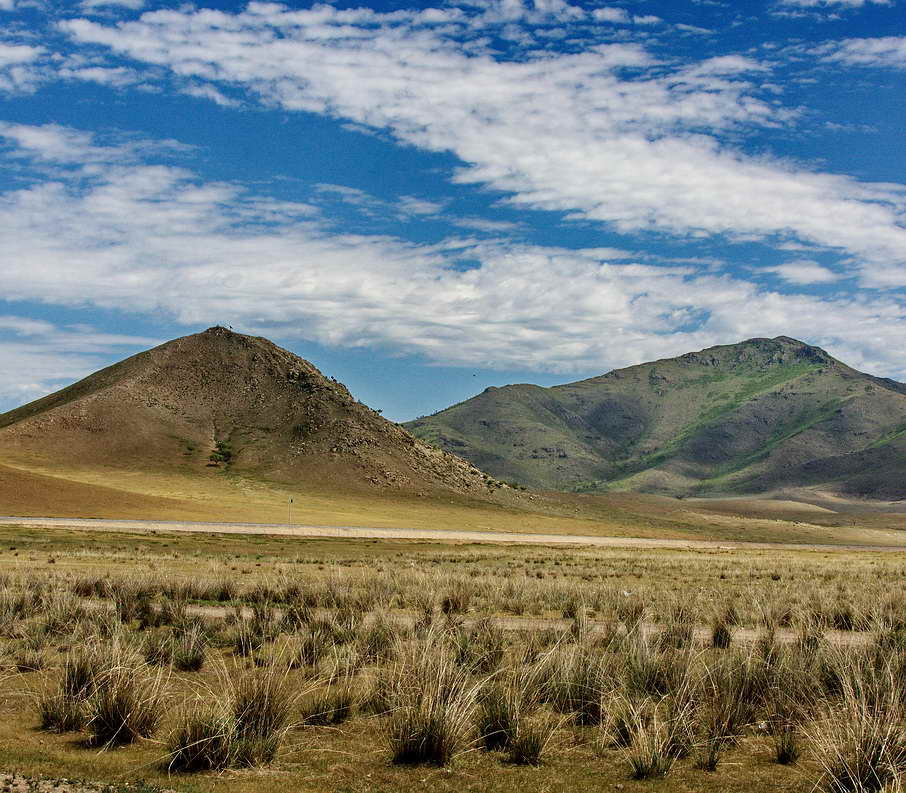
<box><xmin>3</xmin><ymin>515</ymin><xmax>906</xmax><ymax>552</ymax></box>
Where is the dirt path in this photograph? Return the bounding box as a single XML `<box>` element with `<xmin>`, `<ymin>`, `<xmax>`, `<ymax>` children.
<box><xmin>3</xmin><ymin>515</ymin><xmax>906</xmax><ymax>553</ymax></box>
<box><xmin>203</xmin><ymin>604</ymin><xmax>872</xmax><ymax>648</ymax></box>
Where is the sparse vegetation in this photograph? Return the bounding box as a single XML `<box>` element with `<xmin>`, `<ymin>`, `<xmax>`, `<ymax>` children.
<box><xmin>208</xmin><ymin>439</ymin><xmax>233</xmax><ymax>466</ymax></box>
<box><xmin>1</xmin><ymin>526</ymin><xmax>906</xmax><ymax>793</ymax></box>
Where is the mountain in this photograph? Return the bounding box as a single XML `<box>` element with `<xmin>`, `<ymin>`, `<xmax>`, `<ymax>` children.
<box><xmin>405</xmin><ymin>337</ymin><xmax>906</xmax><ymax>499</ymax></box>
<box><xmin>0</xmin><ymin>327</ymin><xmax>490</xmax><ymax>496</ymax></box>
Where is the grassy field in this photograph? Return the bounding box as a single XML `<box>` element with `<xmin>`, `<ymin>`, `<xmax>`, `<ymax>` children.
<box><xmin>1</xmin><ymin>526</ymin><xmax>905</xmax><ymax>793</ymax></box>
<box><xmin>5</xmin><ymin>456</ymin><xmax>906</xmax><ymax>548</ymax></box>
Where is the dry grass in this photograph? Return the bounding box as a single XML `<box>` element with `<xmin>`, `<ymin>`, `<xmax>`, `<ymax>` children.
<box><xmin>0</xmin><ymin>526</ymin><xmax>904</xmax><ymax>793</ymax></box>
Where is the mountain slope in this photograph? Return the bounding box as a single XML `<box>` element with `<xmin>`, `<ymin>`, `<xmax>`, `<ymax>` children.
<box><xmin>406</xmin><ymin>337</ymin><xmax>906</xmax><ymax>498</ymax></box>
<box><xmin>0</xmin><ymin>327</ymin><xmax>490</xmax><ymax>495</ymax></box>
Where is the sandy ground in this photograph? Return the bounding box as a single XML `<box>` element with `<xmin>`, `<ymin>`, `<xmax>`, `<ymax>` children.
<box><xmin>4</xmin><ymin>515</ymin><xmax>906</xmax><ymax>553</ymax></box>
<box><xmin>0</xmin><ymin>774</ymin><xmax>173</xmax><ymax>793</ymax></box>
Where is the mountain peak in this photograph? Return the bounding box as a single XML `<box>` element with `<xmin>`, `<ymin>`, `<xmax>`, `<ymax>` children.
<box><xmin>407</xmin><ymin>335</ymin><xmax>905</xmax><ymax>498</ymax></box>
<box><xmin>0</xmin><ymin>329</ymin><xmax>491</xmax><ymax>496</ymax></box>
<box><xmin>675</xmin><ymin>335</ymin><xmax>835</xmax><ymax>370</ymax></box>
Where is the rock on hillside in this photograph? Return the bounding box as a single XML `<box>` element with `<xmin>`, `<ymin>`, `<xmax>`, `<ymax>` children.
<box><xmin>0</xmin><ymin>327</ymin><xmax>490</xmax><ymax>495</ymax></box>
<box><xmin>406</xmin><ymin>336</ymin><xmax>906</xmax><ymax>499</ymax></box>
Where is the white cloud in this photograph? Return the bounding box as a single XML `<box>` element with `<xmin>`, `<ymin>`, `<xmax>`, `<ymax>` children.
<box><xmin>450</xmin><ymin>216</ymin><xmax>522</xmax><ymax>232</ymax></box>
<box><xmin>0</xmin><ymin>121</ymin><xmax>190</xmax><ymax>164</ymax></box>
<box><xmin>81</xmin><ymin>0</ymin><xmax>145</xmax><ymax>10</ymax></box>
<box><xmin>58</xmin><ymin>5</ymin><xmax>906</xmax><ymax>283</ymax></box>
<box><xmin>58</xmin><ymin>65</ymin><xmax>141</xmax><ymax>87</ymax></box>
<box><xmin>778</xmin><ymin>0</ymin><xmax>889</xmax><ymax>6</ymax></box>
<box><xmin>0</xmin><ymin>42</ymin><xmax>44</xmax><ymax>93</ymax></box>
<box><xmin>0</xmin><ymin>316</ymin><xmax>55</xmax><ymax>336</ymax></box>
<box><xmin>820</xmin><ymin>37</ymin><xmax>906</xmax><ymax>69</ymax></box>
<box><xmin>0</xmin><ymin>121</ymin><xmax>100</xmax><ymax>162</ymax></box>
<box><xmin>684</xmin><ymin>55</ymin><xmax>768</xmax><ymax>76</ymax></box>
<box><xmin>592</xmin><ymin>8</ymin><xmax>630</xmax><ymax>24</ymax></box>
<box><xmin>1</xmin><ymin>123</ymin><xmax>906</xmax><ymax>389</ymax></box>
<box><xmin>769</xmin><ymin>260</ymin><xmax>841</xmax><ymax>284</ymax></box>
<box><xmin>0</xmin><ymin>317</ymin><xmax>159</xmax><ymax>407</ymax></box>
<box><xmin>397</xmin><ymin>196</ymin><xmax>446</xmax><ymax>216</ymax></box>
<box><xmin>181</xmin><ymin>82</ymin><xmax>240</xmax><ymax>107</ymax></box>
<box><xmin>0</xmin><ymin>44</ymin><xmax>38</xmax><ymax>68</ymax></box>
<box><xmin>675</xmin><ymin>24</ymin><xmax>713</xmax><ymax>34</ymax></box>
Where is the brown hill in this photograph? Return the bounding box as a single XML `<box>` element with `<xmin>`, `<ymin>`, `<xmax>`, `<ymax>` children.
<box><xmin>0</xmin><ymin>327</ymin><xmax>489</xmax><ymax>495</ymax></box>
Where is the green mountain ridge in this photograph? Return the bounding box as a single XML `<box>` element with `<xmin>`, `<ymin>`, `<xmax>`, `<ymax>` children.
<box><xmin>405</xmin><ymin>337</ymin><xmax>906</xmax><ymax>498</ymax></box>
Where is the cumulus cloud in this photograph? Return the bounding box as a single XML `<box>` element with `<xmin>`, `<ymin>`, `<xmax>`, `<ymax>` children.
<box><xmin>1</xmin><ymin>122</ymin><xmax>906</xmax><ymax>389</ymax></box>
<box><xmin>181</xmin><ymin>82</ymin><xmax>240</xmax><ymax>107</ymax></box>
<box><xmin>57</xmin><ymin>4</ymin><xmax>906</xmax><ymax>282</ymax></box>
<box><xmin>397</xmin><ymin>196</ymin><xmax>447</xmax><ymax>216</ymax></box>
<box><xmin>777</xmin><ymin>0</ymin><xmax>890</xmax><ymax>6</ymax></box>
<box><xmin>591</xmin><ymin>8</ymin><xmax>630</xmax><ymax>24</ymax></box>
<box><xmin>0</xmin><ymin>120</ymin><xmax>190</xmax><ymax>165</ymax></box>
<box><xmin>57</xmin><ymin>64</ymin><xmax>142</xmax><ymax>87</ymax></box>
<box><xmin>0</xmin><ymin>42</ymin><xmax>44</xmax><ymax>93</ymax></box>
<box><xmin>449</xmin><ymin>216</ymin><xmax>522</xmax><ymax>232</ymax></box>
<box><xmin>769</xmin><ymin>260</ymin><xmax>842</xmax><ymax>284</ymax></box>
<box><xmin>81</xmin><ymin>0</ymin><xmax>145</xmax><ymax>10</ymax></box>
<box><xmin>820</xmin><ymin>36</ymin><xmax>906</xmax><ymax>69</ymax></box>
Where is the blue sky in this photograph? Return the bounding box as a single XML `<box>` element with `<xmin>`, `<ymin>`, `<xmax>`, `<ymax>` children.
<box><xmin>0</xmin><ymin>0</ymin><xmax>905</xmax><ymax>421</ymax></box>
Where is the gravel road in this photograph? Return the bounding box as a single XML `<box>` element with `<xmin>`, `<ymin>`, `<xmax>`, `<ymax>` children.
<box><xmin>3</xmin><ymin>515</ymin><xmax>906</xmax><ymax>552</ymax></box>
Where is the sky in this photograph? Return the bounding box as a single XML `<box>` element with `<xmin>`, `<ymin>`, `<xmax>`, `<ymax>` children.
<box><xmin>0</xmin><ymin>0</ymin><xmax>905</xmax><ymax>421</ymax></box>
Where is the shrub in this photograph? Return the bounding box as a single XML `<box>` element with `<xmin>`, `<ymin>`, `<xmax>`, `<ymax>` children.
<box><xmin>623</xmin><ymin>636</ymin><xmax>688</xmax><ymax>699</ymax></box>
<box><xmin>624</xmin><ymin>703</ymin><xmax>679</xmax><ymax>780</ymax></box>
<box><xmin>172</xmin><ymin>626</ymin><xmax>207</xmax><ymax>672</ymax></box>
<box><xmin>144</xmin><ymin>631</ymin><xmax>172</xmax><ymax>666</ymax></box>
<box><xmin>506</xmin><ymin>715</ymin><xmax>558</xmax><ymax>766</ymax></box>
<box><xmin>231</xmin><ymin>665</ymin><xmax>294</xmax><ymax>765</ymax></box>
<box><xmin>167</xmin><ymin>707</ymin><xmax>236</xmax><ymax>771</ymax></box>
<box><xmin>356</xmin><ymin>612</ymin><xmax>399</xmax><ymax>664</ymax></box>
<box><xmin>87</xmin><ymin>663</ymin><xmax>164</xmax><ymax>746</ymax></box>
<box><xmin>453</xmin><ymin>618</ymin><xmax>506</xmax><ymax>673</ymax></box>
<box><xmin>302</xmin><ymin>681</ymin><xmax>357</xmax><ymax>726</ymax></box>
<box><xmin>440</xmin><ymin>584</ymin><xmax>472</xmax><ymax>616</ymax></box>
<box><xmin>810</xmin><ymin>662</ymin><xmax>906</xmax><ymax>792</ymax></box>
<box><xmin>38</xmin><ymin>690</ymin><xmax>86</xmax><ymax>733</ymax></box>
<box><xmin>61</xmin><ymin>648</ymin><xmax>100</xmax><ymax>699</ymax></box>
<box><xmin>290</xmin><ymin>627</ymin><xmax>332</xmax><ymax>670</ymax></box>
<box><xmin>711</xmin><ymin>616</ymin><xmax>732</xmax><ymax>650</ymax></box>
<box><xmin>543</xmin><ymin>645</ymin><xmax>611</xmax><ymax>726</ymax></box>
<box><xmin>476</xmin><ymin>669</ymin><xmax>540</xmax><ymax>752</ymax></box>
<box><xmin>385</xmin><ymin>637</ymin><xmax>484</xmax><ymax>766</ymax></box>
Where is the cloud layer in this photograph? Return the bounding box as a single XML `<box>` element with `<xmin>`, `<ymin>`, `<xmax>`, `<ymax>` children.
<box><xmin>1</xmin><ymin>122</ymin><xmax>905</xmax><ymax>400</ymax></box>
<box><xmin>1</xmin><ymin>1</ymin><xmax>906</xmax><ymax>411</ymax></box>
<box><xmin>56</xmin><ymin>4</ymin><xmax>906</xmax><ymax>287</ymax></box>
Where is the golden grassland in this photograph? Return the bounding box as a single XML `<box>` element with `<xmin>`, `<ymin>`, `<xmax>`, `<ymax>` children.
<box><xmin>0</xmin><ymin>526</ymin><xmax>905</xmax><ymax>793</ymax></box>
<box><xmin>5</xmin><ymin>455</ymin><xmax>906</xmax><ymax>547</ymax></box>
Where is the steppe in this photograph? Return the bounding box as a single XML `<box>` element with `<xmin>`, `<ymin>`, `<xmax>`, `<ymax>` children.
<box><xmin>2</xmin><ymin>329</ymin><xmax>906</xmax><ymax>792</ymax></box>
